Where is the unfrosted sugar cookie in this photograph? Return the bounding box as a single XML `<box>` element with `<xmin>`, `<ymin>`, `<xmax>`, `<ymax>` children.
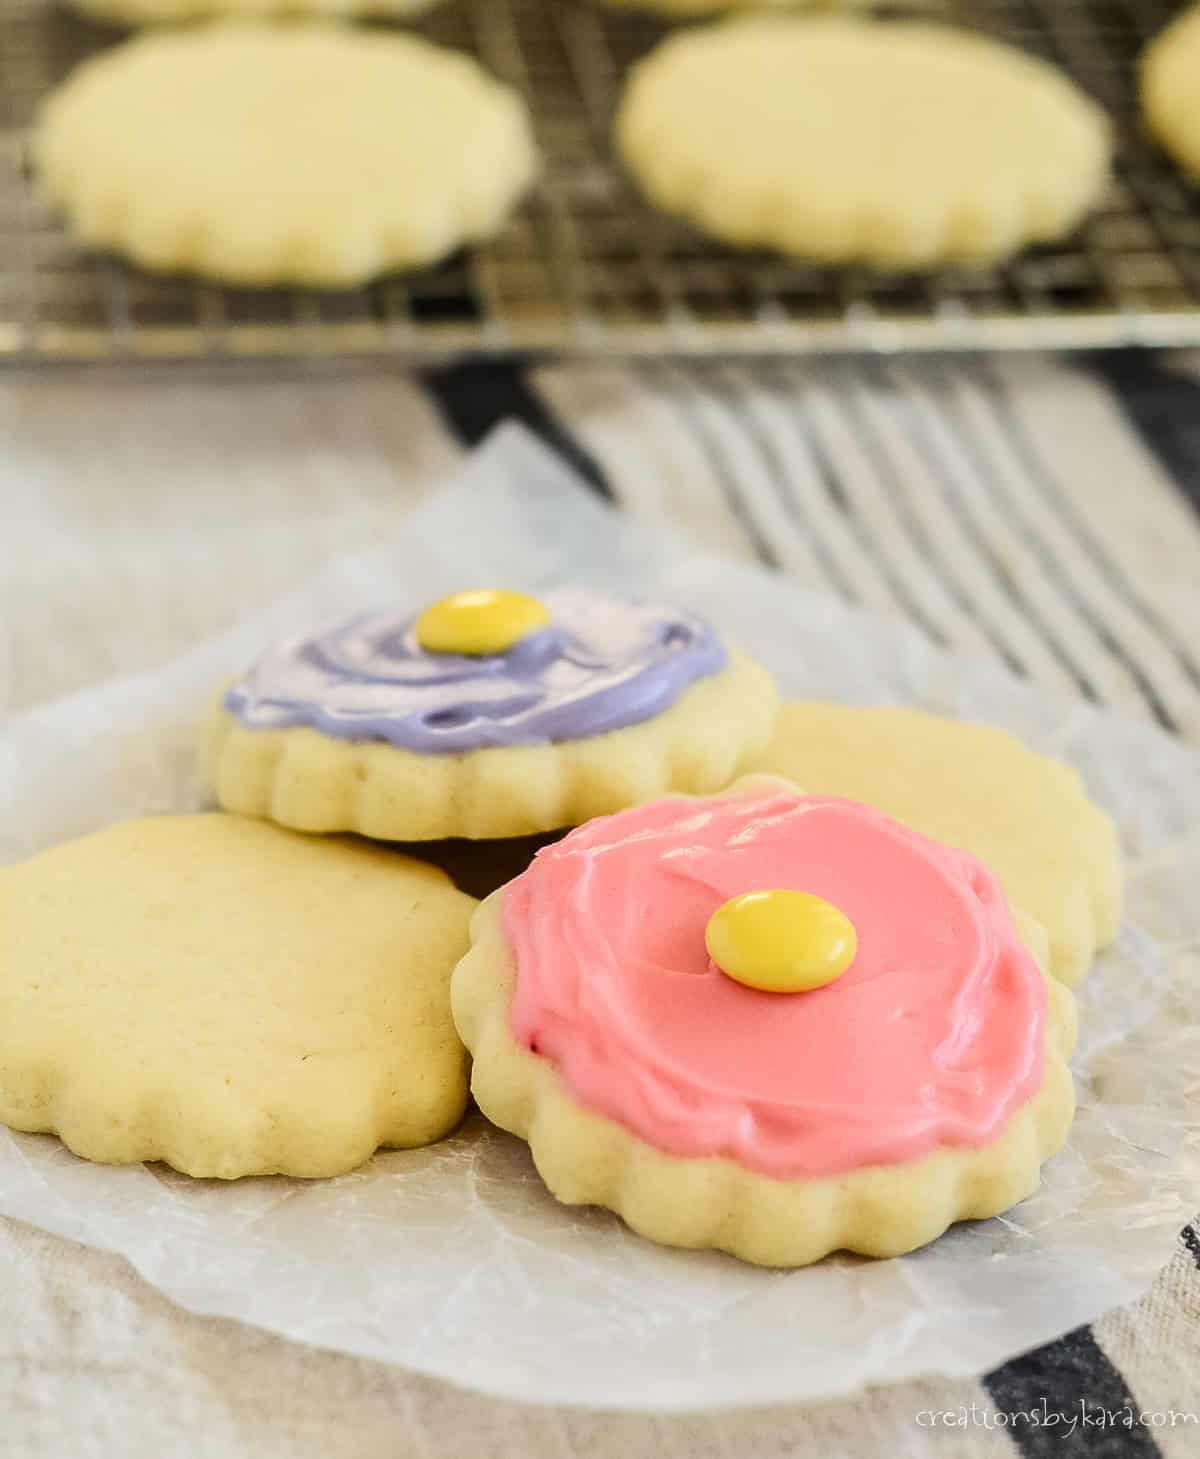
<box><xmin>452</xmin><ymin>781</ymin><xmax>1077</xmax><ymax>1267</ymax></box>
<box><xmin>66</xmin><ymin>0</ymin><xmax>440</xmax><ymax>26</ymax></box>
<box><xmin>746</xmin><ymin>704</ymin><xmax>1121</xmax><ymax>985</ymax></box>
<box><xmin>1142</xmin><ymin>8</ymin><xmax>1200</xmax><ymax>178</ymax></box>
<box><xmin>601</xmin><ymin>0</ymin><xmax>864</xmax><ymax>18</ymax></box>
<box><xmin>200</xmin><ymin>588</ymin><xmax>779</xmax><ymax>841</ymax></box>
<box><xmin>0</xmin><ymin>815</ymin><xmax>475</xmax><ymax>1179</ymax></box>
<box><xmin>598</xmin><ymin>0</ymin><xmax>866</xmax><ymax>18</ymax></box>
<box><xmin>616</xmin><ymin>17</ymin><xmax>1111</xmax><ymax>267</ymax></box>
<box><xmin>35</xmin><ymin>25</ymin><xmax>537</xmax><ymax>288</ymax></box>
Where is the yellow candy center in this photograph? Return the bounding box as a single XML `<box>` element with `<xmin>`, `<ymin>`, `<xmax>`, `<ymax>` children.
<box><xmin>705</xmin><ymin>890</ymin><xmax>857</xmax><ymax>994</ymax></box>
<box><xmin>415</xmin><ymin>590</ymin><xmax>551</xmax><ymax>657</ymax></box>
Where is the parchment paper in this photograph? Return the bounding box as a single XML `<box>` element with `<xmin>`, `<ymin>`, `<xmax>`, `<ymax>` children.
<box><xmin>1</xmin><ymin>426</ymin><xmax>1196</xmax><ymax>1411</ymax></box>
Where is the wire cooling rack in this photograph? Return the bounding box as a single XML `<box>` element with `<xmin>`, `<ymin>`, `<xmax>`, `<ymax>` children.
<box><xmin>1</xmin><ymin>0</ymin><xmax>1200</xmax><ymax>362</ymax></box>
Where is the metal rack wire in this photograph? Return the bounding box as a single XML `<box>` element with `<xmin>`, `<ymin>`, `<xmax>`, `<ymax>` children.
<box><xmin>1</xmin><ymin>0</ymin><xmax>1198</xmax><ymax>362</ymax></box>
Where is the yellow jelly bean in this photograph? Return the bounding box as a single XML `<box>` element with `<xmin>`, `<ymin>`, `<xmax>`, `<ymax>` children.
<box><xmin>415</xmin><ymin>589</ymin><xmax>551</xmax><ymax>657</ymax></box>
<box><xmin>705</xmin><ymin>889</ymin><xmax>857</xmax><ymax>993</ymax></box>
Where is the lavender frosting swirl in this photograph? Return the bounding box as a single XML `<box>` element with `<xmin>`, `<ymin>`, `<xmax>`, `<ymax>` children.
<box><xmin>224</xmin><ymin>588</ymin><xmax>728</xmax><ymax>753</ymax></box>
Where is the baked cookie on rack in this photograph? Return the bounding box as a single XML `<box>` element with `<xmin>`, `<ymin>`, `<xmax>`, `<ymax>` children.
<box><xmin>452</xmin><ymin>779</ymin><xmax>1077</xmax><ymax>1266</ymax></box>
<box><xmin>597</xmin><ymin>0</ymin><xmax>864</xmax><ymax>18</ymax></box>
<box><xmin>0</xmin><ymin>815</ymin><xmax>476</xmax><ymax>1179</ymax></box>
<box><xmin>200</xmin><ymin>588</ymin><xmax>779</xmax><ymax>841</ymax></box>
<box><xmin>64</xmin><ymin>0</ymin><xmax>441</xmax><ymax>24</ymax></box>
<box><xmin>1142</xmin><ymin>7</ymin><xmax>1200</xmax><ymax>178</ymax></box>
<box><xmin>616</xmin><ymin>17</ymin><xmax>1111</xmax><ymax>267</ymax></box>
<box><xmin>35</xmin><ymin>24</ymin><xmax>537</xmax><ymax>288</ymax></box>
<box><xmin>745</xmin><ymin>703</ymin><xmax>1121</xmax><ymax>985</ymax></box>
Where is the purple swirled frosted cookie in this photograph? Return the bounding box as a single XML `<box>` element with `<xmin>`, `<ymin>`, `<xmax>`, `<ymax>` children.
<box><xmin>200</xmin><ymin>588</ymin><xmax>779</xmax><ymax>841</ymax></box>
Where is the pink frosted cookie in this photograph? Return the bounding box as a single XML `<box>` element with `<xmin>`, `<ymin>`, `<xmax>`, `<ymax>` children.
<box><xmin>452</xmin><ymin>779</ymin><xmax>1077</xmax><ymax>1266</ymax></box>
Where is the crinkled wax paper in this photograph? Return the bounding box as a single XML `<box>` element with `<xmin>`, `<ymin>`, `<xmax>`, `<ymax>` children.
<box><xmin>0</xmin><ymin>427</ymin><xmax>1196</xmax><ymax>1411</ymax></box>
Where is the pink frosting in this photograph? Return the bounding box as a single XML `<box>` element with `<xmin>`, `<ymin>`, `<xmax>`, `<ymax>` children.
<box><xmin>503</xmin><ymin>791</ymin><xmax>1047</xmax><ymax>1180</ymax></box>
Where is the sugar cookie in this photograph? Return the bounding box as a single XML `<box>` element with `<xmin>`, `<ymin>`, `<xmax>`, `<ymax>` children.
<box><xmin>616</xmin><ymin>17</ymin><xmax>1111</xmax><ymax>267</ymax></box>
<box><xmin>1142</xmin><ymin>8</ymin><xmax>1200</xmax><ymax>178</ymax></box>
<box><xmin>0</xmin><ymin>815</ymin><xmax>475</xmax><ymax>1179</ymax></box>
<box><xmin>200</xmin><ymin>588</ymin><xmax>779</xmax><ymax>841</ymax></box>
<box><xmin>745</xmin><ymin>703</ymin><xmax>1121</xmax><ymax>985</ymax></box>
<box><xmin>35</xmin><ymin>25</ymin><xmax>537</xmax><ymax>288</ymax></box>
<box><xmin>453</xmin><ymin>780</ymin><xmax>1077</xmax><ymax>1267</ymax></box>
<box><xmin>65</xmin><ymin>0</ymin><xmax>440</xmax><ymax>25</ymax></box>
<box><xmin>598</xmin><ymin>0</ymin><xmax>864</xmax><ymax>18</ymax></box>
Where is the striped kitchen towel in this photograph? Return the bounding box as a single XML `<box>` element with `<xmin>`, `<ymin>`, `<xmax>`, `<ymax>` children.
<box><xmin>431</xmin><ymin>351</ymin><xmax>1200</xmax><ymax>741</ymax></box>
